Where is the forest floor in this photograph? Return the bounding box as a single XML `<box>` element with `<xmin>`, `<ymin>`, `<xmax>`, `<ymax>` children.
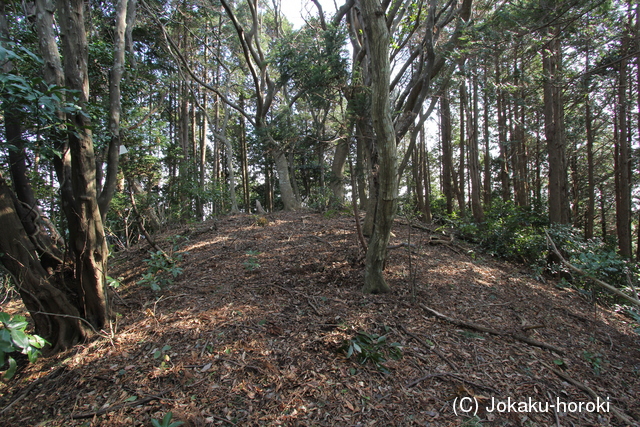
<box><xmin>1</xmin><ymin>211</ymin><xmax>640</xmax><ymax>426</ymax></box>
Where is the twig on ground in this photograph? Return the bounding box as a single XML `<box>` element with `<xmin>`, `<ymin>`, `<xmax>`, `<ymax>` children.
<box><xmin>272</xmin><ymin>284</ymin><xmax>322</xmax><ymax>316</ymax></box>
<box><xmin>541</xmin><ymin>361</ymin><xmax>638</xmax><ymax>426</ymax></box>
<box><xmin>397</xmin><ymin>324</ymin><xmax>459</xmax><ymax>371</ymax></box>
<box><xmin>71</xmin><ymin>387</ymin><xmax>177</xmax><ymax>419</ymax></box>
<box><xmin>420</xmin><ymin>303</ymin><xmax>565</xmax><ymax>355</ymax></box>
<box><xmin>1</xmin><ymin>366</ymin><xmax>66</xmax><ymax>415</ymax></box>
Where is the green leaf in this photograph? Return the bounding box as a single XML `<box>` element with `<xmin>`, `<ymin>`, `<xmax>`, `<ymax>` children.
<box><xmin>125</xmin><ymin>395</ymin><xmax>138</xmax><ymax>402</ymax></box>
<box><xmin>3</xmin><ymin>356</ymin><xmax>17</xmax><ymax>380</ymax></box>
<box><xmin>10</xmin><ymin>329</ymin><xmax>29</xmax><ymax>350</ymax></box>
<box><xmin>5</xmin><ymin>315</ymin><xmax>28</xmax><ymax>331</ymax></box>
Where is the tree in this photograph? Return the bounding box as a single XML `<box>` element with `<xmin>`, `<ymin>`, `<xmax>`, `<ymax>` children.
<box><xmin>0</xmin><ymin>0</ymin><xmax>134</xmax><ymax>350</ymax></box>
<box><xmin>360</xmin><ymin>0</ymin><xmax>397</xmax><ymax>294</ymax></box>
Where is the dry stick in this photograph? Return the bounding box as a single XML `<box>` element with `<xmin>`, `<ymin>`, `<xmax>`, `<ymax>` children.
<box><xmin>272</xmin><ymin>284</ymin><xmax>322</xmax><ymax>316</ymax></box>
<box><xmin>545</xmin><ymin>230</ymin><xmax>640</xmax><ymax>309</ymax></box>
<box><xmin>540</xmin><ymin>361</ymin><xmax>638</xmax><ymax>426</ymax></box>
<box><xmin>420</xmin><ymin>303</ymin><xmax>565</xmax><ymax>355</ymax></box>
<box><xmin>71</xmin><ymin>387</ymin><xmax>177</xmax><ymax>419</ymax></box>
<box><xmin>398</xmin><ymin>324</ymin><xmax>459</xmax><ymax>371</ymax></box>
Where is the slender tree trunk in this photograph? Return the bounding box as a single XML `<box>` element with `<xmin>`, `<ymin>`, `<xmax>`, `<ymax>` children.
<box><xmin>615</xmin><ymin>31</ymin><xmax>632</xmax><ymax>257</ymax></box>
<box><xmin>361</xmin><ymin>0</ymin><xmax>397</xmax><ymax>294</ymax></box>
<box><xmin>496</xmin><ymin>58</ymin><xmax>510</xmax><ymax>202</ymax></box>
<box><xmin>98</xmin><ymin>0</ymin><xmax>129</xmax><ymax>221</ymax></box>
<box><xmin>457</xmin><ymin>81</ymin><xmax>466</xmax><ymax>214</ymax></box>
<box><xmin>441</xmin><ymin>92</ymin><xmax>454</xmax><ymax>214</ymax></box>
<box><xmin>421</xmin><ymin>124</ymin><xmax>432</xmax><ymax>223</ymax></box>
<box><xmin>482</xmin><ymin>61</ymin><xmax>492</xmax><ymax>208</ymax></box>
<box><xmin>468</xmin><ymin>66</ymin><xmax>484</xmax><ymax>222</ymax></box>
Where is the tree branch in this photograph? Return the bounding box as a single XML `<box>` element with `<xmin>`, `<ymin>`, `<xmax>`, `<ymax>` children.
<box><xmin>544</xmin><ymin>230</ymin><xmax>640</xmax><ymax>308</ymax></box>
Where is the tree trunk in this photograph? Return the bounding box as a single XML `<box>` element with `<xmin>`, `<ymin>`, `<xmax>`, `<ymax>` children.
<box><xmin>329</xmin><ymin>138</ymin><xmax>349</xmax><ymax>206</ymax></box>
<box><xmin>98</xmin><ymin>0</ymin><xmax>129</xmax><ymax>221</ymax></box>
<box><xmin>239</xmin><ymin>96</ymin><xmax>251</xmax><ymax>212</ymax></box>
<box><xmin>615</xmin><ymin>32</ymin><xmax>632</xmax><ymax>258</ymax></box>
<box><xmin>273</xmin><ymin>147</ymin><xmax>300</xmax><ymax>211</ymax></box>
<box><xmin>496</xmin><ymin>58</ymin><xmax>510</xmax><ymax>202</ymax></box>
<box><xmin>457</xmin><ymin>81</ymin><xmax>466</xmax><ymax>214</ymax></box>
<box><xmin>542</xmin><ymin>37</ymin><xmax>570</xmax><ymax>225</ymax></box>
<box><xmin>58</xmin><ymin>0</ymin><xmax>109</xmax><ymax>329</ymax></box>
<box><xmin>468</xmin><ymin>66</ymin><xmax>484</xmax><ymax>222</ymax></box>
<box><xmin>482</xmin><ymin>61</ymin><xmax>492</xmax><ymax>208</ymax></box>
<box><xmin>0</xmin><ymin>177</ymin><xmax>93</xmax><ymax>351</ymax></box>
<box><xmin>361</xmin><ymin>0</ymin><xmax>397</xmax><ymax>294</ymax></box>
<box><xmin>440</xmin><ymin>92</ymin><xmax>454</xmax><ymax>214</ymax></box>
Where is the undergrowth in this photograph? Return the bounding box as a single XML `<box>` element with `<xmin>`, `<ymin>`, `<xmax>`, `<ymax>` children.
<box><xmin>438</xmin><ymin>201</ymin><xmax>639</xmax><ymax>306</ymax></box>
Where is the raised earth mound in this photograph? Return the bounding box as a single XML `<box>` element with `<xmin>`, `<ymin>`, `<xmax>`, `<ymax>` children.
<box><xmin>1</xmin><ymin>212</ymin><xmax>639</xmax><ymax>426</ymax></box>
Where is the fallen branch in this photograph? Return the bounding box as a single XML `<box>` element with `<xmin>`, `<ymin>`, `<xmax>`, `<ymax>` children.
<box><xmin>541</xmin><ymin>361</ymin><xmax>638</xmax><ymax>426</ymax></box>
<box><xmin>545</xmin><ymin>230</ymin><xmax>640</xmax><ymax>309</ymax></box>
<box><xmin>420</xmin><ymin>304</ymin><xmax>565</xmax><ymax>355</ymax></box>
<box><xmin>71</xmin><ymin>387</ymin><xmax>176</xmax><ymax>419</ymax></box>
<box><xmin>272</xmin><ymin>284</ymin><xmax>322</xmax><ymax>316</ymax></box>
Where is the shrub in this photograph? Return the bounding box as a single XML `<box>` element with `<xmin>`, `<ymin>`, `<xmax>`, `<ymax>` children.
<box><xmin>0</xmin><ymin>312</ymin><xmax>48</xmax><ymax>380</ymax></box>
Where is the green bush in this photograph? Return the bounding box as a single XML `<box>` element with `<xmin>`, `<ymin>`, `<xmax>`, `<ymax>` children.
<box><xmin>0</xmin><ymin>312</ymin><xmax>48</xmax><ymax>380</ymax></box>
<box><xmin>339</xmin><ymin>331</ymin><xmax>403</xmax><ymax>373</ymax></box>
<box><xmin>449</xmin><ymin>201</ymin><xmax>638</xmax><ymax>303</ymax></box>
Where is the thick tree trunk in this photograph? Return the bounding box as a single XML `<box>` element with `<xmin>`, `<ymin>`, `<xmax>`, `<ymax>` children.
<box><xmin>58</xmin><ymin>0</ymin><xmax>109</xmax><ymax>329</ymax></box>
<box><xmin>543</xmin><ymin>37</ymin><xmax>570</xmax><ymax>225</ymax></box>
<box><xmin>329</xmin><ymin>138</ymin><xmax>349</xmax><ymax>206</ymax></box>
<box><xmin>361</xmin><ymin>0</ymin><xmax>397</xmax><ymax>294</ymax></box>
<box><xmin>0</xmin><ymin>177</ymin><xmax>92</xmax><ymax>351</ymax></box>
<box><xmin>273</xmin><ymin>147</ymin><xmax>300</xmax><ymax>211</ymax></box>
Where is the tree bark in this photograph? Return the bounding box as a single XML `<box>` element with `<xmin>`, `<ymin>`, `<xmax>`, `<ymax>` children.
<box><xmin>615</xmin><ymin>31</ymin><xmax>632</xmax><ymax>258</ymax></box>
<box><xmin>440</xmin><ymin>92</ymin><xmax>454</xmax><ymax>214</ymax></box>
<box><xmin>542</xmin><ymin>37</ymin><xmax>570</xmax><ymax>225</ymax></box>
<box><xmin>273</xmin><ymin>147</ymin><xmax>300</xmax><ymax>211</ymax></box>
<box><xmin>98</xmin><ymin>0</ymin><xmax>129</xmax><ymax>221</ymax></box>
<box><xmin>329</xmin><ymin>138</ymin><xmax>349</xmax><ymax>206</ymax></box>
<box><xmin>468</xmin><ymin>66</ymin><xmax>484</xmax><ymax>223</ymax></box>
<box><xmin>58</xmin><ymin>0</ymin><xmax>109</xmax><ymax>329</ymax></box>
<box><xmin>361</xmin><ymin>0</ymin><xmax>397</xmax><ymax>294</ymax></box>
<box><xmin>0</xmin><ymin>177</ymin><xmax>92</xmax><ymax>352</ymax></box>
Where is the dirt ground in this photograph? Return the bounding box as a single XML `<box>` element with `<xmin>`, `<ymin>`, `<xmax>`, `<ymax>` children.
<box><xmin>1</xmin><ymin>211</ymin><xmax>639</xmax><ymax>426</ymax></box>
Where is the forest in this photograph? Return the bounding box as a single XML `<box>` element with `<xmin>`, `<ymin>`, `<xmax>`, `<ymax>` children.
<box><xmin>1</xmin><ymin>0</ymin><xmax>640</xmax><ymax>425</ymax></box>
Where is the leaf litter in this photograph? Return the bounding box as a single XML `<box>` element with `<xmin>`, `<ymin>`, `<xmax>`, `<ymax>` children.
<box><xmin>1</xmin><ymin>211</ymin><xmax>639</xmax><ymax>426</ymax></box>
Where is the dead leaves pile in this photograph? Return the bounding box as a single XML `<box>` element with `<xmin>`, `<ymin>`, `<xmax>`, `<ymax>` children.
<box><xmin>1</xmin><ymin>211</ymin><xmax>639</xmax><ymax>426</ymax></box>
